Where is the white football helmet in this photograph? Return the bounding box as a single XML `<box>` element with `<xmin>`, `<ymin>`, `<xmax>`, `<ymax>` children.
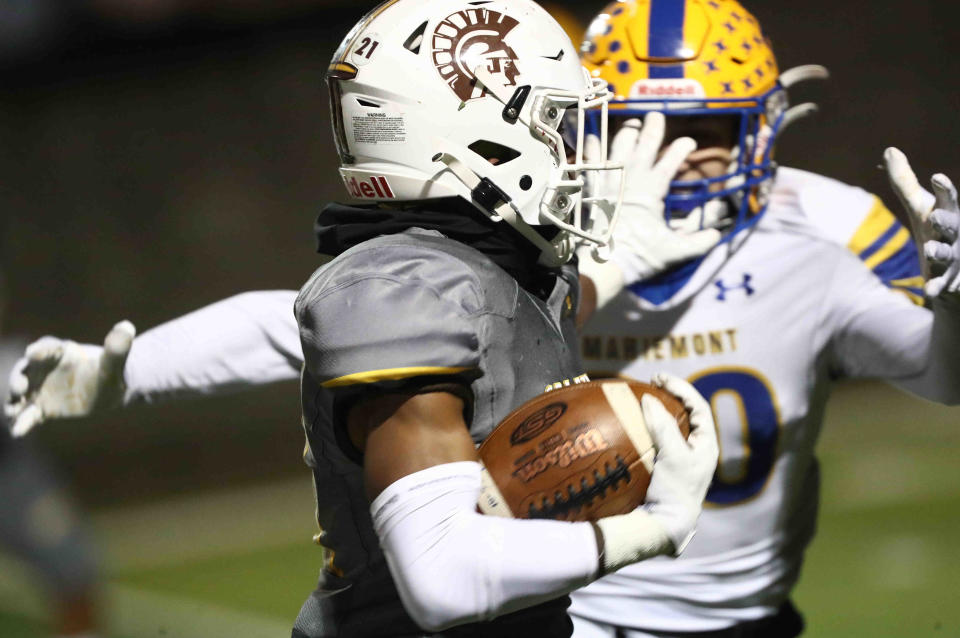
<box><xmin>328</xmin><ymin>0</ymin><xmax>624</xmax><ymax>265</ymax></box>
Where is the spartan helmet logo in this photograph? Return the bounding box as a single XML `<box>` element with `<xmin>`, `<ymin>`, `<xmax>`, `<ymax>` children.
<box><xmin>431</xmin><ymin>8</ymin><xmax>522</xmax><ymax>102</ymax></box>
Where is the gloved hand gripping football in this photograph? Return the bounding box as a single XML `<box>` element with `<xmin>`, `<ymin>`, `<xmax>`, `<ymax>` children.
<box><xmin>595</xmin><ymin>373</ymin><xmax>719</xmax><ymax>572</ymax></box>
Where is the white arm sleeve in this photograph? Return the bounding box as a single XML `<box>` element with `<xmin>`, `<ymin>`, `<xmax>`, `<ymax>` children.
<box><xmin>123</xmin><ymin>290</ymin><xmax>303</xmax><ymax>405</ymax></box>
<box><xmin>822</xmin><ymin>252</ymin><xmax>960</xmax><ymax>404</ymax></box>
<box><xmin>370</xmin><ymin>461</ymin><xmax>599</xmax><ymax>632</ymax></box>
<box><xmin>894</xmin><ymin>295</ymin><xmax>960</xmax><ymax>404</ymax></box>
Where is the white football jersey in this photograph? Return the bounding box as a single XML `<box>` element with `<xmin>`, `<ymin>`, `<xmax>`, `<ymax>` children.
<box><xmin>570</xmin><ymin>167</ymin><xmax>931</xmax><ymax>633</ymax></box>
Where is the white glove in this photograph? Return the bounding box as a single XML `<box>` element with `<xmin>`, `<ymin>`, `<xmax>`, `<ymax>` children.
<box><xmin>884</xmin><ymin>147</ymin><xmax>960</xmax><ymax>299</ymax></box>
<box><xmin>642</xmin><ymin>372</ymin><xmax>719</xmax><ymax>552</ymax></box>
<box><xmin>582</xmin><ymin>112</ymin><xmax>722</xmax><ymax>291</ymax></box>
<box><xmin>4</xmin><ymin>321</ymin><xmax>136</xmax><ymax>437</ymax></box>
<box><xmin>595</xmin><ymin>373</ymin><xmax>719</xmax><ymax>572</ymax></box>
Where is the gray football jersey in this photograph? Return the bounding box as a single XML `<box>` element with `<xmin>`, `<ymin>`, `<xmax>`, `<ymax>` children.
<box><xmin>293</xmin><ymin>228</ymin><xmax>584</xmax><ymax>637</ymax></box>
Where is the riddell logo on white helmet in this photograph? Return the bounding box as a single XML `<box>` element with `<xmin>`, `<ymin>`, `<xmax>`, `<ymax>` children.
<box><xmin>630</xmin><ymin>79</ymin><xmax>706</xmax><ymax>98</ymax></box>
<box><xmin>342</xmin><ymin>175</ymin><xmax>395</xmax><ymax>199</ymax></box>
<box><xmin>431</xmin><ymin>9</ymin><xmax>521</xmax><ymax>102</ymax></box>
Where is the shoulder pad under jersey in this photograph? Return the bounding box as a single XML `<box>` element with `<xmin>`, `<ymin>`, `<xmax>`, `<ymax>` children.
<box><xmin>772</xmin><ymin>167</ymin><xmax>924</xmax><ymax>305</ymax></box>
<box><xmin>295</xmin><ymin>229</ymin><xmax>519</xmax><ymax>389</ymax></box>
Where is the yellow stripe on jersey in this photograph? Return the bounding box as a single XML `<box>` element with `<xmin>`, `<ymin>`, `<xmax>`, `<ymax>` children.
<box><xmin>846</xmin><ymin>196</ymin><xmax>898</xmax><ymax>256</ymax></box>
<box><xmin>311</xmin><ymin>535</ymin><xmax>345</xmax><ymax>578</ymax></box>
<box><xmin>322</xmin><ymin>366</ymin><xmax>472</xmax><ymax>388</ymax></box>
<box><xmin>891</xmin><ymin>288</ymin><xmax>924</xmax><ymax>306</ymax></box>
<box><xmin>890</xmin><ymin>275</ymin><xmax>926</xmax><ymax>288</ymax></box>
<box><xmin>862</xmin><ymin>226</ymin><xmax>911</xmax><ymax>271</ymax></box>
<box><xmin>889</xmin><ymin>275</ymin><xmax>926</xmax><ymax>306</ymax></box>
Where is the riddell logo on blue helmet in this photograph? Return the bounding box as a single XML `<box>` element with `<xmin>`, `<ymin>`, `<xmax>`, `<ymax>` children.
<box><xmin>431</xmin><ymin>8</ymin><xmax>521</xmax><ymax>102</ymax></box>
<box><xmin>342</xmin><ymin>175</ymin><xmax>395</xmax><ymax>199</ymax></box>
<box><xmin>629</xmin><ymin>79</ymin><xmax>706</xmax><ymax>98</ymax></box>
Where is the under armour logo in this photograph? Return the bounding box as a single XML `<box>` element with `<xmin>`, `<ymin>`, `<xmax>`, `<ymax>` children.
<box><xmin>715</xmin><ymin>274</ymin><xmax>754</xmax><ymax>301</ymax></box>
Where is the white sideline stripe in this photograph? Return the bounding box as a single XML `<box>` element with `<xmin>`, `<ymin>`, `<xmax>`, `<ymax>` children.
<box><xmin>0</xmin><ymin>567</ymin><xmax>292</xmax><ymax>638</ymax></box>
<box><xmin>91</xmin><ymin>477</ymin><xmax>317</xmax><ymax>570</ymax></box>
<box><xmin>601</xmin><ymin>382</ymin><xmax>655</xmax><ymax>473</ymax></box>
<box><xmin>107</xmin><ymin>583</ymin><xmax>293</xmax><ymax>638</ymax></box>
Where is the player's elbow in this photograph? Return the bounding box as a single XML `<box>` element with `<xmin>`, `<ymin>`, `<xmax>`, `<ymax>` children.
<box><xmin>373</xmin><ymin>464</ymin><xmax>504</xmax><ymax>630</ymax></box>
<box><xmin>398</xmin><ymin>582</ymin><xmax>473</xmax><ymax>632</ymax></box>
<box><xmin>405</xmin><ymin>603</ymin><xmax>455</xmax><ymax>633</ymax></box>
<box><xmin>392</xmin><ymin>551</ymin><xmax>494</xmax><ymax>631</ymax></box>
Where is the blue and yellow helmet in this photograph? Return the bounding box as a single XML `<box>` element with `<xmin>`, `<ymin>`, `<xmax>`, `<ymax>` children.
<box><xmin>580</xmin><ymin>0</ymin><xmax>826</xmax><ymax>234</ymax></box>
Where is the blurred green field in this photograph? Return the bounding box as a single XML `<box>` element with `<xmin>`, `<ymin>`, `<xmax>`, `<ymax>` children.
<box><xmin>795</xmin><ymin>380</ymin><xmax>960</xmax><ymax>637</ymax></box>
<box><xmin>2</xmin><ymin>380</ymin><xmax>959</xmax><ymax>637</ymax></box>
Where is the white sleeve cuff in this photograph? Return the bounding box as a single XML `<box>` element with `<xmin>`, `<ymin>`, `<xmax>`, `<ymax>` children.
<box><xmin>595</xmin><ymin>507</ymin><xmax>674</xmax><ymax>573</ymax></box>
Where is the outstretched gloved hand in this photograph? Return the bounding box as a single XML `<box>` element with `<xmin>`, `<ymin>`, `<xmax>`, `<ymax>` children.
<box><xmin>884</xmin><ymin>147</ymin><xmax>960</xmax><ymax>300</ymax></box>
<box><xmin>581</xmin><ymin>112</ymin><xmax>721</xmax><ymax>308</ymax></box>
<box><xmin>4</xmin><ymin>321</ymin><xmax>136</xmax><ymax>437</ymax></box>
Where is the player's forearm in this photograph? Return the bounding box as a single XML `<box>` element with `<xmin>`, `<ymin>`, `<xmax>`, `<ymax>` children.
<box><xmin>576</xmin><ymin>262</ymin><xmax>625</xmax><ymax>327</ymax></box>
<box><xmin>895</xmin><ymin>295</ymin><xmax>960</xmax><ymax>404</ymax></box>
<box><xmin>371</xmin><ymin>461</ymin><xmax>601</xmax><ymax>631</ymax></box>
<box><xmin>124</xmin><ymin>290</ymin><xmax>303</xmax><ymax>405</ymax></box>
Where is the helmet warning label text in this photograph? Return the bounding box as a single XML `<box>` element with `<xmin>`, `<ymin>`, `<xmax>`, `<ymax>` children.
<box><xmin>352</xmin><ymin>112</ymin><xmax>406</xmax><ymax>145</ymax></box>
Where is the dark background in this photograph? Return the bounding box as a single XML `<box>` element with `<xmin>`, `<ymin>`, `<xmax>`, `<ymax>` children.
<box><xmin>0</xmin><ymin>0</ymin><xmax>957</xmax><ymax>505</ymax></box>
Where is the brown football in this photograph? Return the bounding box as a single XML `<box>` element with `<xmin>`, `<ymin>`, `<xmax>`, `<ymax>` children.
<box><xmin>477</xmin><ymin>379</ymin><xmax>690</xmax><ymax>522</ymax></box>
